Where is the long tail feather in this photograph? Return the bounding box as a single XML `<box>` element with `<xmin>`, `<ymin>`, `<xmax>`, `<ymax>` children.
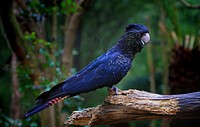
<box><xmin>24</xmin><ymin>95</ymin><xmax>68</xmax><ymax>118</ymax></box>
<box><xmin>24</xmin><ymin>81</ymin><xmax>69</xmax><ymax>117</ymax></box>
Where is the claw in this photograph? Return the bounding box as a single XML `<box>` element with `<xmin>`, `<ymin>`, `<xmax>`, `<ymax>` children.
<box><xmin>108</xmin><ymin>86</ymin><xmax>119</xmax><ymax>95</ymax></box>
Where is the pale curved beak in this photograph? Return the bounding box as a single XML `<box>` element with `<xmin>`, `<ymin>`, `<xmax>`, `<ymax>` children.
<box><xmin>141</xmin><ymin>33</ymin><xmax>150</xmax><ymax>45</ymax></box>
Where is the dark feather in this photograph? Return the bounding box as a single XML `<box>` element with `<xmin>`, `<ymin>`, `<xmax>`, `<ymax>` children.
<box><xmin>24</xmin><ymin>23</ymin><xmax>150</xmax><ymax>118</ymax></box>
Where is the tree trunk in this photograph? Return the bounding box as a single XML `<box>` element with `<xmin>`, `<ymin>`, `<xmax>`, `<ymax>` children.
<box><xmin>158</xmin><ymin>2</ymin><xmax>172</xmax><ymax>125</ymax></box>
<box><xmin>10</xmin><ymin>53</ymin><xmax>21</xmax><ymax>123</ymax></box>
<box><xmin>61</xmin><ymin>0</ymin><xmax>90</xmax><ymax>72</ymax></box>
<box><xmin>0</xmin><ymin>0</ymin><xmax>25</xmax><ymax>63</ymax></box>
<box><xmin>61</xmin><ymin>11</ymin><xmax>84</xmax><ymax>73</ymax></box>
<box><xmin>145</xmin><ymin>19</ymin><xmax>157</xmax><ymax>127</ymax></box>
<box><xmin>0</xmin><ymin>0</ymin><xmax>38</xmax><ymax>82</ymax></box>
<box><xmin>65</xmin><ymin>89</ymin><xmax>200</xmax><ymax>126</ymax></box>
<box><xmin>59</xmin><ymin>0</ymin><xmax>90</xmax><ymax>125</ymax></box>
<box><xmin>147</xmin><ymin>43</ymin><xmax>157</xmax><ymax>127</ymax></box>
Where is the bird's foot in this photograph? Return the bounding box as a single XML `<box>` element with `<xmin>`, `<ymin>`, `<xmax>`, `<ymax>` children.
<box><xmin>108</xmin><ymin>86</ymin><xmax>119</xmax><ymax>95</ymax></box>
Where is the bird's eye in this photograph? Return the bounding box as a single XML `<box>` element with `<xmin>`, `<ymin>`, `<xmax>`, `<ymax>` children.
<box><xmin>135</xmin><ymin>33</ymin><xmax>140</xmax><ymax>37</ymax></box>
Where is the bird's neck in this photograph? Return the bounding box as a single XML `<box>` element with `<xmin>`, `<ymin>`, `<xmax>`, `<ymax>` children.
<box><xmin>113</xmin><ymin>40</ymin><xmax>143</xmax><ymax>60</ymax></box>
<box><xmin>111</xmin><ymin>45</ymin><xmax>135</xmax><ymax>60</ymax></box>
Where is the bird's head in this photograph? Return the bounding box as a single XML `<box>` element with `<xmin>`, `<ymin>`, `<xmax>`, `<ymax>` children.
<box><xmin>120</xmin><ymin>24</ymin><xmax>150</xmax><ymax>54</ymax></box>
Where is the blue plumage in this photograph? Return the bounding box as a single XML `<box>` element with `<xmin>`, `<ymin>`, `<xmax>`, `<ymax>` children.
<box><xmin>24</xmin><ymin>23</ymin><xmax>150</xmax><ymax>118</ymax></box>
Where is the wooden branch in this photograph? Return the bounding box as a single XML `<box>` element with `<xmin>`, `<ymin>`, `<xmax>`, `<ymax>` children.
<box><xmin>64</xmin><ymin>89</ymin><xmax>200</xmax><ymax>126</ymax></box>
<box><xmin>180</xmin><ymin>0</ymin><xmax>200</xmax><ymax>9</ymax></box>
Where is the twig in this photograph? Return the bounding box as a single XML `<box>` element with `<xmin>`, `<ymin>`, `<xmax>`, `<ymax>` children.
<box><xmin>180</xmin><ymin>0</ymin><xmax>200</xmax><ymax>9</ymax></box>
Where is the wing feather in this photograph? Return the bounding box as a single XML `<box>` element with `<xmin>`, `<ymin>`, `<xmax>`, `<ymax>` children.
<box><xmin>61</xmin><ymin>52</ymin><xmax>131</xmax><ymax>95</ymax></box>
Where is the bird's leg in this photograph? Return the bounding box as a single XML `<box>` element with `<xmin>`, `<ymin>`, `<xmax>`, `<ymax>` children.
<box><xmin>108</xmin><ymin>86</ymin><xmax>119</xmax><ymax>95</ymax></box>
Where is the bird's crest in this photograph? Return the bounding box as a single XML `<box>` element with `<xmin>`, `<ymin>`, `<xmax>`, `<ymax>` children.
<box><xmin>125</xmin><ymin>24</ymin><xmax>149</xmax><ymax>33</ymax></box>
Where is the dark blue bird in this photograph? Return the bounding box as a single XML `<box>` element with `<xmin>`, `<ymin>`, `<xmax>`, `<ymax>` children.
<box><xmin>24</xmin><ymin>23</ymin><xmax>150</xmax><ymax>117</ymax></box>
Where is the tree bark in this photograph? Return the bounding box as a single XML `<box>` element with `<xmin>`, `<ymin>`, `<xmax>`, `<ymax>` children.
<box><xmin>60</xmin><ymin>0</ymin><xmax>90</xmax><ymax>125</ymax></box>
<box><xmin>10</xmin><ymin>53</ymin><xmax>21</xmax><ymax>122</ymax></box>
<box><xmin>65</xmin><ymin>89</ymin><xmax>200</xmax><ymax>126</ymax></box>
<box><xmin>61</xmin><ymin>0</ymin><xmax>89</xmax><ymax>72</ymax></box>
<box><xmin>0</xmin><ymin>0</ymin><xmax>26</xmax><ymax>63</ymax></box>
<box><xmin>0</xmin><ymin>0</ymin><xmax>38</xmax><ymax>83</ymax></box>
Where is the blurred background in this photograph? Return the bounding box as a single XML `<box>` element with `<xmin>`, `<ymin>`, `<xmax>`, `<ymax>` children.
<box><xmin>0</xmin><ymin>0</ymin><xmax>200</xmax><ymax>127</ymax></box>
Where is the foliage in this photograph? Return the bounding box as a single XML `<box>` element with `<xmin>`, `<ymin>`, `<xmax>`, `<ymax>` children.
<box><xmin>26</xmin><ymin>0</ymin><xmax>78</xmax><ymax>14</ymax></box>
<box><xmin>0</xmin><ymin>114</ymin><xmax>22</xmax><ymax>127</ymax></box>
<box><xmin>160</xmin><ymin>0</ymin><xmax>200</xmax><ymax>39</ymax></box>
<box><xmin>0</xmin><ymin>113</ymin><xmax>39</xmax><ymax>127</ymax></box>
